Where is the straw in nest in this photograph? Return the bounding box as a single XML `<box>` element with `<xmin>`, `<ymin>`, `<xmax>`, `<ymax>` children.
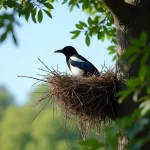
<box><xmin>45</xmin><ymin>68</ymin><xmax>116</xmax><ymax>126</ymax></box>
<box><xmin>18</xmin><ymin>59</ymin><xmax>117</xmax><ymax>133</ymax></box>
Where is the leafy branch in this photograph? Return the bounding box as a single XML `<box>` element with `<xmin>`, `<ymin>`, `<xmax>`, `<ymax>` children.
<box><xmin>70</xmin><ymin>12</ymin><xmax>116</xmax><ymax>47</ymax></box>
<box><xmin>0</xmin><ymin>0</ymin><xmax>54</xmax><ymax>45</ymax></box>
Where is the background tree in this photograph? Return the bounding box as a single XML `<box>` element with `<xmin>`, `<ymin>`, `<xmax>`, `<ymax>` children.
<box><xmin>0</xmin><ymin>85</ymin><xmax>14</xmax><ymax>120</ymax></box>
<box><xmin>0</xmin><ymin>85</ymin><xmax>82</xmax><ymax>150</ymax></box>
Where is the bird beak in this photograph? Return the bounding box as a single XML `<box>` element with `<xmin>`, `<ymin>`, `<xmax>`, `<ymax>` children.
<box><xmin>54</xmin><ymin>49</ymin><xmax>63</xmax><ymax>53</ymax></box>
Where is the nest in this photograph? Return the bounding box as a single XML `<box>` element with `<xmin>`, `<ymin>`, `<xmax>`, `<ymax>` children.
<box><xmin>18</xmin><ymin>59</ymin><xmax>117</xmax><ymax>135</ymax></box>
<box><xmin>45</xmin><ymin>68</ymin><xmax>117</xmax><ymax>126</ymax></box>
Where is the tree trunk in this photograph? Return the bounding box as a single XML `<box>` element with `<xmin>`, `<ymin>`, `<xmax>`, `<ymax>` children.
<box><xmin>103</xmin><ymin>0</ymin><xmax>150</xmax><ymax>149</ymax></box>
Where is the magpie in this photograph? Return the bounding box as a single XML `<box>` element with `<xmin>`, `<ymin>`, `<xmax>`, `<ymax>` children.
<box><xmin>54</xmin><ymin>46</ymin><xmax>99</xmax><ymax>76</ymax></box>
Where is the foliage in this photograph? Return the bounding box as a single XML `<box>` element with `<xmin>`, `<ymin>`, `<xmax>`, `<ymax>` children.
<box><xmin>0</xmin><ymin>85</ymin><xmax>14</xmax><ymax>120</ymax></box>
<box><xmin>0</xmin><ymin>0</ymin><xmax>116</xmax><ymax>60</ymax></box>
<box><xmin>0</xmin><ymin>0</ymin><xmax>53</xmax><ymax>45</ymax></box>
<box><xmin>66</xmin><ymin>0</ymin><xmax>117</xmax><ymax>60</ymax></box>
<box><xmin>0</xmin><ymin>86</ymin><xmax>82</xmax><ymax>150</ymax></box>
<box><xmin>117</xmin><ymin>33</ymin><xmax>150</xmax><ymax>116</ymax></box>
<box><xmin>79</xmin><ymin>110</ymin><xmax>150</xmax><ymax>150</ymax></box>
<box><xmin>79</xmin><ymin>33</ymin><xmax>150</xmax><ymax>149</ymax></box>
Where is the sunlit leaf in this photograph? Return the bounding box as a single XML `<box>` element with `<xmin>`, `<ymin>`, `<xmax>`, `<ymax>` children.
<box><xmin>88</xmin><ymin>17</ymin><xmax>92</xmax><ymax>25</ymax></box>
<box><xmin>38</xmin><ymin>9</ymin><xmax>43</xmax><ymax>23</ymax></box>
<box><xmin>25</xmin><ymin>12</ymin><xmax>30</xmax><ymax>22</ymax></box>
<box><xmin>140</xmin><ymin>101</ymin><xmax>150</xmax><ymax>116</ymax></box>
<box><xmin>43</xmin><ymin>9</ymin><xmax>52</xmax><ymax>18</ymax></box>
<box><xmin>0</xmin><ymin>31</ymin><xmax>7</xmax><ymax>42</ymax></box>
<box><xmin>44</xmin><ymin>3</ymin><xmax>53</xmax><ymax>9</ymax></box>
<box><xmin>75</xmin><ymin>24</ymin><xmax>83</xmax><ymax>29</ymax></box>
<box><xmin>79</xmin><ymin>21</ymin><xmax>87</xmax><ymax>27</ymax></box>
<box><xmin>12</xmin><ymin>32</ymin><xmax>18</xmax><ymax>45</ymax></box>
<box><xmin>70</xmin><ymin>30</ymin><xmax>81</xmax><ymax>39</ymax></box>
<box><xmin>31</xmin><ymin>8</ymin><xmax>37</xmax><ymax>23</ymax></box>
<box><xmin>85</xmin><ymin>34</ymin><xmax>90</xmax><ymax>46</ymax></box>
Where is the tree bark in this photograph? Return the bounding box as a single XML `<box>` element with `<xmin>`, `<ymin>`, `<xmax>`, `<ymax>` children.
<box><xmin>103</xmin><ymin>0</ymin><xmax>150</xmax><ymax>149</ymax></box>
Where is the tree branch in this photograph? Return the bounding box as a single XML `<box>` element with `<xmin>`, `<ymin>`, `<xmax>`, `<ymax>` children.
<box><xmin>102</xmin><ymin>0</ymin><xmax>131</xmax><ymax>23</ymax></box>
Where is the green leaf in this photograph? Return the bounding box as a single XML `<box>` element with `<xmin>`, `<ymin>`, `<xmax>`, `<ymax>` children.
<box><xmin>25</xmin><ymin>12</ymin><xmax>30</xmax><ymax>22</ymax></box>
<box><xmin>79</xmin><ymin>21</ymin><xmax>87</xmax><ymax>27</ymax></box>
<box><xmin>38</xmin><ymin>9</ymin><xmax>43</xmax><ymax>23</ymax></box>
<box><xmin>141</xmin><ymin>50</ymin><xmax>150</xmax><ymax>65</ymax></box>
<box><xmin>78</xmin><ymin>139</ymin><xmax>104</xmax><ymax>150</ymax></box>
<box><xmin>31</xmin><ymin>8</ymin><xmax>37</xmax><ymax>23</ymax></box>
<box><xmin>127</xmin><ymin>77</ymin><xmax>142</xmax><ymax>88</ymax></box>
<box><xmin>107</xmin><ymin>45</ymin><xmax>116</xmax><ymax>50</ymax></box>
<box><xmin>76</xmin><ymin>4</ymin><xmax>80</xmax><ymax>8</ymax></box>
<box><xmin>70</xmin><ymin>30</ymin><xmax>81</xmax><ymax>39</ymax></box>
<box><xmin>94</xmin><ymin>26</ymin><xmax>101</xmax><ymax>33</ymax></box>
<box><xmin>0</xmin><ymin>23</ymin><xmax>4</xmax><ymax>28</ymax></box>
<box><xmin>75</xmin><ymin>24</ymin><xmax>83</xmax><ymax>29</ymax></box>
<box><xmin>107</xmin><ymin>45</ymin><xmax>116</xmax><ymax>54</ymax></box>
<box><xmin>41</xmin><ymin>0</ymin><xmax>47</xmax><ymax>2</ymax></box>
<box><xmin>3</xmin><ymin>5</ymin><xmax>7</xmax><ymax>10</ymax></box>
<box><xmin>117</xmin><ymin>89</ymin><xmax>133</xmax><ymax>103</ymax></box>
<box><xmin>94</xmin><ymin>16</ymin><xmax>99</xmax><ymax>24</ymax></box>
<box><xmin>88</xmin><ymin>17</ymin><xmax>92</xmax><ymax>25</ymax></box>
<box><xmin>70</xmin><ymin>30</ymin><xmax>80</xmax><ymax>34</ymax></box>
<box><xmin>18</xmin><ymin>11</ymin><xmax>22</xmax><ymax>17</ymax></box>
<box><xmin>12</xmin><ymin>32</ymin><xmax>17</xmax><ymax>45</ymax></box>
<box><xmin>139</xmin><ymin>32</ymin><xmax>147</xmax><ymax>47</ymax></box>
<box><xmin>101</xmin><ymin>35</ymin><xmax>104</xmax><ymax>41</ymax></box>
<box><xmin>89</xmin><ymin>30</ymin><xmax>93</xmax><ymax>37</ymax></box>
<box><xmin>140</xmin><ymin>101</ymin><xmax>150</xmax><ymax>116</ymax></box>
<box><xmin>85</xmin><ymin>34</ymin><xmax>90</xmax><ymax>46</ymax></box>
<box><xmin>130</xmin><ymin>33</ymin><xmax>147</xmax><ymax>48</ymax></box>
<box><xmin>43</xmin><ymin>9</ymin><xmax>52</xmax><ymax>18</ymax></box>
<box><xmin>108</xmin><ymin>49</ymin><xmax>116</xmax><ymax>55</ymax></box>
<box><xmin>44</xmin><ymin>3</ymin><xmax>53</xmax><ymax>9</ymax></box>
<box><xmin>82</xmin><ymin>0</ymin><xmax>89</xmax><ymax>9</ymax></box>
<box><xmin>112</xmin><ymin>55</ymin><xmax>116</xmax><ymax>61</ymax></box>
<box><xmin>97</xmin><ymin>32</ymin><xmax>101</xmax><ymax>40</ymax></box>
<box><xmin>106</xmin><ymin>34</ymin><xmax>111</xmax><ymax>40</ymax></box>
<box><xmin>122</xmin><ymin>47</ymin><xmax>138</xmax><ymax>59</ymax></box>
<box><xmin>97</xmin><ymin>7</ymin><xmax>105</xmax><ymax>12</ymax></box>
<box><xmin>0</xmin><ymin>32</ymin><xmax>7</xmax><ymax>42</ymax></box>
<box><xmin>62</xmin><ymin>0</ymin><xmax>68</xmax><ymax>4</ymax></box>
<box><xmin>127</xmin><ymin>54</ymin><xmax>138</xmax><ymax>66</ymax></box>
<box><xmin>69</xmin><ymin>5</ymin><xmax>75</xmax><ymax>12</ymax></box>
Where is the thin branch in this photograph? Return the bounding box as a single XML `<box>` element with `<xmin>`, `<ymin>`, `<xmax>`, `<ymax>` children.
<box><xmin>30</xmin><ymin>98</ymin><xmax>50</xmax><ymax>125</ymax></box>
<box><xmin>31</xmin><ymin>80</ymin><xmax>41</xmax><ymax>87</ymax></box>
<box><xmin>38</xmin><ymin>58</ymin><xmax>51</xmax><ymax>72</ymax></box>
<box><xmin>38</xmin><ymin>68</ymin><xmax>50</xmax><ymax>73</ymax></box>
<box><xmin>100</xmin><ymin>12</ymin><xmax>110</xmax><ymax>24</ymax></box>
<box><xmin>32</xmin><ymin>93</ymin><xmax>52</xmax><ymax>107</ymax></box>
<box><xmin>33</xmin><ymin>91</ymin><xmax>47</xmax><ymax>94</ymax></box>
<box><xmin>37</xmin><ymin>74</ymin><xmax>47</xmax><ymax>77</ymax></box>
<box><xmin>17</xmin><ymin>75</ymin><xmax>47</xmax><ymax>82</ymax></box>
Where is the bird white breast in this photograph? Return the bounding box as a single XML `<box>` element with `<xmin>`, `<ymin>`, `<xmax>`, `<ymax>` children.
<box><xmin>70</xmin><ymin>56</ymin><xmax>84</xmax><ymax>62</ymax></box>
<box><xmin>70</xmin><ymin>56</ymin><xmax>85</xmax><ymax>76</ymax></box>
<box><xmin>70</xmin><ymin>65</ymin><xmax>84</xmax><ymax>76</ymax></box>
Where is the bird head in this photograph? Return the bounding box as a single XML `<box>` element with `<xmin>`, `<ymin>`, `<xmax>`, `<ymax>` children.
<box><xmin>54</xmin><ymin>46</ymin><xmax>78</xmax><ymax>57</ymax></box>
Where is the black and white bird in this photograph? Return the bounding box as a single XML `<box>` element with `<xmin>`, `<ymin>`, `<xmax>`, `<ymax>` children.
<box><xmin>54</xmin><ymin>46</ymin><xmax>99</xmax><ymax>76</ymax></box>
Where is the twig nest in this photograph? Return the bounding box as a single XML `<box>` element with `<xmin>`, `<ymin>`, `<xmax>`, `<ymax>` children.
<box><xmin>46</xmin><ymin>70</ymin><xmax>116</xmax><ymax>124</ymax></box>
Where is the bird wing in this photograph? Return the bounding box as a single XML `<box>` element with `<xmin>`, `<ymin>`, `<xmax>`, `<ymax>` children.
<box><xmin>69</xmin><ymin>59</ymin><xmax>98</xmax><ymax>75</ymax></box>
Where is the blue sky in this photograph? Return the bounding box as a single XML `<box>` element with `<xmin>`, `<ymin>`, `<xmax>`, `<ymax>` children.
<box><xmin>0</xmin><ymin>3</ymin><xmax>113</xmax><ymax>105</ymax></box>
